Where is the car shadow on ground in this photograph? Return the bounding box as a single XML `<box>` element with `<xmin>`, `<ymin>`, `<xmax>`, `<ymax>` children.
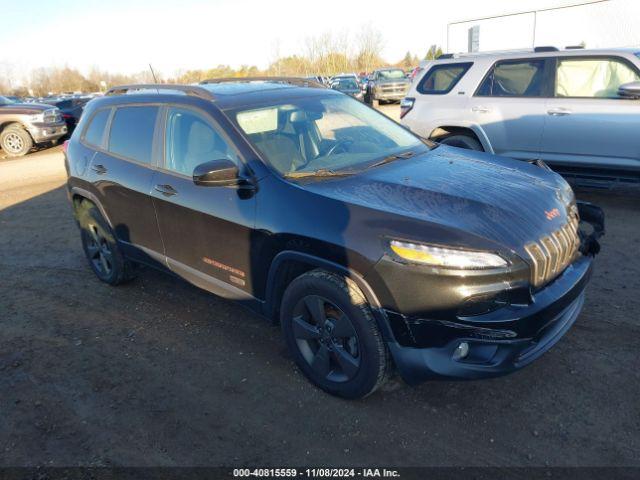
<box><xmin>0</xmin><ymin>184</ymin><xmax>639</xmax><ymax>466</ymax></box>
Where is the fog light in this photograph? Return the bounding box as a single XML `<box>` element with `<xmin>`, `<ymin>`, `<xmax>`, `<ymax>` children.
<box><xmin>453</xmin><ymin>342</ymin><xmax>470</xmax><ymax>361</ymax></box>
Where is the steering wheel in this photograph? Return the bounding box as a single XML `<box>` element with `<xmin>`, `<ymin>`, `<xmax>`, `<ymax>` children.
<box><xmin>325</xmin><ymin>139</ymin><xmax>353</xmax><ymax>157</ymax></box>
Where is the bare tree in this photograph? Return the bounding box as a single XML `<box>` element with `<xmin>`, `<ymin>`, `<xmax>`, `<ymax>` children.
<box><xmin>356</xmin><ymin>24</ymin><xmax>384</xmax><ymax>73</ymax></box>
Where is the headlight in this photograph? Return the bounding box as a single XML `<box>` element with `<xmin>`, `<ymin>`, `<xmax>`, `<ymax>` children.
<box><xmin>389</xmin><ymin>240</ymin><xmax>507</xmax><ymax>269</ymax></box>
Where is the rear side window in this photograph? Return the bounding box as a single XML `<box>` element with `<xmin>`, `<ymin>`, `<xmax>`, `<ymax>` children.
<box><xmin>477</xmin><ymin>59</ymin><xmax>546</xmax><ymax>97</ymax></box>
<box><xmin>83</xmin><ymin>109</ymin><xmax>111</xmax><ymax>147</ymax></box>
<box><xmin>417</xmin><ymin>62</ymin><xmax>472</xmax><ymax>94</ymax></box>
<box><xmin>555</xmin><ymin>57</ymin><xmax>640</xmax><ymax>98</ymax></box>
<box><xmin>108</xmin><ymin>106</ymin><xmax>159</xmax><ymax>164</ymax></box>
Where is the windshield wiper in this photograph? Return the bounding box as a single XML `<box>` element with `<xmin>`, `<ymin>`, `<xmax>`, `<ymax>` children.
<box><xmin>283</xmin><ymin>168</ymin><xmax>355</xmax><ymax>179</ymax></box>
<box><xmin>366</xmin><ymin>150</ymin><xmax>416</xmax><ymax>170</ymax></box>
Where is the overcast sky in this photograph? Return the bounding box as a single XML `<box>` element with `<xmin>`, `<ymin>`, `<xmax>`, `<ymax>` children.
<box><xmin>0</xmin><ymin>0</ymin><xmax>615</xmax><ymax>78</ymax></box>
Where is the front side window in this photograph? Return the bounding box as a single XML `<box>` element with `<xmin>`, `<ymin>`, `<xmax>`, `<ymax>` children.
<box><xmin>83</xmin><ymin>108</ymin><xmax>111</xmax><ymax>147</ymax></box>
<box><xmin>477</xmin><ymin>59</ymin><xmax>546</xmax><ymax>97</ymax></box>
<box><xmin>555</xmin><ymin>57</ymin><xmax>640</xmax><ymax>98</ymax></box>
<box><xmin>164</xmin><ymin>107</ymin><xmax>239</xmax><ymax>176</ymax></box>
<box><xmin>108</xmin><ymin>106</ymin><xmax>158</xmax><ymax>164</ymax></box>
<box><xmin>231</xmin><ymin>94</ymin><xmax>429</xmax><ymax>176</ymax></box>
<box><xmin>417</xmin><ymin>63</ymin><xmax>472</xmax><ymax>94</ymax></box>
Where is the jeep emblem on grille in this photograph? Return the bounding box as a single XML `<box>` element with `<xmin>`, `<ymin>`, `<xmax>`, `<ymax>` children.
<box><xmin>545</xmin><ymin>208</ymin><xmax>560</xmax><ymax>220</ymax></box>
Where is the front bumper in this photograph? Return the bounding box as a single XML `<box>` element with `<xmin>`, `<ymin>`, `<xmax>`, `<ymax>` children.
<box><xmin>28</xmin><ymin>121</ymin><xmax>68</xmax><ymax>143</ymax></box>
<box><xmin>379</xmin><ymin>255</ymin><xmax>592</xmax><ymax>384</ymax></box>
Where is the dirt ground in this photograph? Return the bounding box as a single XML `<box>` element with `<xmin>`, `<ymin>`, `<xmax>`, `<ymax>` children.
<box><xmin>1</xmin><ymin>139</ymin><xmax>639</xmax><ymax>468</ymax></box>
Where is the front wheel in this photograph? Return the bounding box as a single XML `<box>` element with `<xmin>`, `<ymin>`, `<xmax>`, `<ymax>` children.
<box><xmin>280</xmin><ymin>270</ymin><xmax>391</xmax><ymax>398</ymax></box>
<box><xmin>0</xmin><ymin>124</ymin><xmax>33</xmax><ymax>157</ymax></box>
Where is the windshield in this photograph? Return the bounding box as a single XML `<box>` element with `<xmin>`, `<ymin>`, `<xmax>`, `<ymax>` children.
<box><xmin>231</xmin><ymin>94</ymin><xmax>429</xmax><ymax>177</ymax></box>
<box><xmin>378</xmin><ymin>69</ymin><xmax>406</xmax><ymax>79</ymax></box>
<box><xmin>0</xmin><ymin>96</ymin><xmax>14</xmax><ymax>105</ymax></box>
<box><xmin>333</xmin><ymin>78</ymin><xmax>359</xmax><ymax>90</ymax></box>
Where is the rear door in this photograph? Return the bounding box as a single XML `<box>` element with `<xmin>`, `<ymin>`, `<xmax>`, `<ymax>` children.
<box><xmin>85</xmin><ymin>104</ymin><xmax>164</xmax><ymax>256</ymax></box>
<box><xmin>151</xmin><ymin>105</ymin><xmax>257</xmax><ymax>297</ymax></box>
<box><xmin>469</xmin><ymin>57</ymin><xmax>553</xmax><ymax>160</ymax></box>
<box><xmin>539</xmin><ymin>55</ymin><xmax>640</xmax><ymax>176</ymax></box>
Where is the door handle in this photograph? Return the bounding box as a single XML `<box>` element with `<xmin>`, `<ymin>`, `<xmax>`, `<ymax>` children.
<box><xmin>154</xmin><ymin>184</ymin><xmax>178</xmax><ymax>197</ymax></box>
<box><xmin>91</xmin><ymin>164</ymin><xmax>107</xmax><ymax>175</ymax></box>
<box><xmin>472</xmin><ymin>106</ymin><xmax>490</xmax><ymax>113</ymax></box>
<box><xmin>547</xmin><ymin>107</ymin><xmax>572</xmax><ymax>116</ymax></box>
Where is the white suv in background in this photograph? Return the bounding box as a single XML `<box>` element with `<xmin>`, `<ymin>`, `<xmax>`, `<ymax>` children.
<box><xmin>401</xmin><ymin>47</ymin><xmax>640</xmax><ymax>184</ymax></box>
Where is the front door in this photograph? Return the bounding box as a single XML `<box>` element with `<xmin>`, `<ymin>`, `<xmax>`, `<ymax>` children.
<box><xmin>151</xmin><ymin>105</ymin><xmax>257</xmax><ymax>299</ymax></box>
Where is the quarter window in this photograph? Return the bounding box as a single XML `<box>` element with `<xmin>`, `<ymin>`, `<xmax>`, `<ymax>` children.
<box><xmin>417</xmin><ymin>63</ymin><xmax>472</xmax><ymax>94</ymax></box>
<box><xmin>83</xmin><ymin>108</ymin><xmax>111</xmax><ymax>147</ymax></box>
<box><xmin>108</xmin><ymin>106</ymin><xmax>159</xmax><ymax>164</ymax></box>
<box><xmin>164</xmin><ymin>107</ymin><xmax>238</xmax><ymax>176</ymax></box>
<box><xmin>477</xmin><ymin>60</ymin><xmax>546</xmax><ymax>97</ymax></box>
<box><xmin>555</xmin><ymin>57</ymin><xmax>640</xmax><ymax>98</ymax></box>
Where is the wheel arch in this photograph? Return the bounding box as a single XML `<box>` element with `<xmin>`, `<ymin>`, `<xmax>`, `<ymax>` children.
<box><xmin>264</xmin><ymin>250</ymin><xmax>382</xmax><ymax>323</ymax></box>
<box><xmin>70</xmin><ymin>187</ymin><xmax>114</xmax><ymax>228</ymax></box>
<box><xmin>429</xmin><ymin>124</ymin><xmax>493</xmax><ymax>153</ymax></box>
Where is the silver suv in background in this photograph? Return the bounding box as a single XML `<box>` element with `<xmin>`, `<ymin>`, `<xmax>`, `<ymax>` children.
<box><xmin>401</xmin><ymin>47</ymin><xmax>640</xmax><ymax>184</ymax></box>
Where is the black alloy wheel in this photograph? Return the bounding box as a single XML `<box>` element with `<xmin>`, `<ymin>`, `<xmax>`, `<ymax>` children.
<box><xmin>292</xmin><ymin>294</ymin><xmax>360</xmax><ymax>383</ymax></box>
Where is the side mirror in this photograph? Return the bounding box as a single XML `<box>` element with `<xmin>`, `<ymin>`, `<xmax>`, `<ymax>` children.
<box><xmin>193</xmin><ymin>159</ymin><xmax>240</xmax><ymax>187</ymax></box>
<box><xmin>618</xmin><ymin>81</ymin><xmax>640</xmax><ymax>99</ymax></box>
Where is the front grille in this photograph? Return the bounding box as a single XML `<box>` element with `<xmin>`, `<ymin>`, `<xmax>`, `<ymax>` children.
<box><xmin>524</xmin><ymin>209</ymin><xmax>580</xmax><ymax>288</ymax></box>
<box><xmin>380</xmin><ymin>84</ymin><xmax>408</xmax><ymax>93</ymax></box>
<box><xmin>43</xmin><ymin>108</ymin><xmax>61</xmax><ymax>124</ymax></box>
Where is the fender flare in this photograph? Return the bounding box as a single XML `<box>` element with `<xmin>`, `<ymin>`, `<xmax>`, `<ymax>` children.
<box><xmin>264</xmin><ymin>250</ymin><xmax>382</xmax><ymax>317</ymax></box>
<box><xmin>69</xmin><ymin>186</ymin><xmax>114</xmax><ymax>228</ymax></box>
<box><xmin>429</xmin><ymin>122</ymin><xmax>494</xmax><ymax>154</ymax></box>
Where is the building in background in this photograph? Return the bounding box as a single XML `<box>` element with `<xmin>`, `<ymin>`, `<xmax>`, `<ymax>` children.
<box><xmin>447</xmin><ymin>0</ymin><xmax>639</xmax><ymax>53</ymax></box>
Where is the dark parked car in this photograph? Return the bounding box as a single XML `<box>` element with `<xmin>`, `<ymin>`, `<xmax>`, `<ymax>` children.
<box><xmin>364</xmin><ymin>68</ymin><xmax>411</xmax><ymax>106</ymax></box>
<box><xmin>330</xmin><ymin>77</ymin><xmax>364</xmax><ymax>100</ymax></box>
<box><xmin>43</xmin><ymin>97</ymin><xmax>90</xmax><ymax>136</ymax></box>
<box><xmin>0</xmin><ymin>95</ymin><xmax>67</xmax><ymax>157</ymax></box>
<box><xmin>65</xmin><ymin>78</ymin><xmax>603</xmax><ymax>399</ymax></box>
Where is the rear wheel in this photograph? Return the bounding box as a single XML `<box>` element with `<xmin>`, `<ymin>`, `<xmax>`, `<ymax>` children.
<box><xmin>280</xmin><ymin>270</ymin><xmax>390</xmax><ymax>398</ymax></box>
<box><xmin>439</xmin><ymin>134</ymin><xmax>483</xmax><ymax>151</ymax></box>
<box><xmin>77</xmin><ymin>200</ymin><xmax>135</xmax><ymax>285</ymax></box>
<box><xmin>0</xmin><ymin>124</ymin><xmax>33</xmax><ymax>157</ymax></box>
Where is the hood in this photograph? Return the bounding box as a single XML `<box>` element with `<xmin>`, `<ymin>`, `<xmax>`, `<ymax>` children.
<box><xmin>0</xmin><ymin>102</ymin><xmax>54</xmax><ymax>115</ymax></box>
<box><xmin>302</xmin><ymin>147</ymin><xmax>574</xmax><ymax>253</ymax></box>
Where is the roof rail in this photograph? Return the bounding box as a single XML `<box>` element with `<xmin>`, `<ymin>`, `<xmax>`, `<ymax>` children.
<box><xmin>434</xmin><ymin>46</ymin><xmax>568</xmax><ymax>60</ymax></box>
<box><xmin>534</xmin><ymin>46</ymin><xmax>559</xmax><ymax>52</ymax></box>
<box><xmin>565</xmin><ymin>45</ymin><xmax>585</xmax><ymax>50</ymax></box>
<box><xmin>199</xmin><ymin>76</ymin><xmax>326</xmax><ymax>89</ymax></box>
<box><xmin>105</xmin><ymin>84</ymin><xmax>215</xmax><ymax>100</ymax></box>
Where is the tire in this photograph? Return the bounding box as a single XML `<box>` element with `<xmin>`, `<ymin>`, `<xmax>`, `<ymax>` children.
<box><xmin>0</xmin><ymin>124</ymin><xmax>33</xmax><ymax>157</ymax></box>
<box><xmin>76</xmin><ymin>200</ymin><xmax>136</xmax><ymax>285</ymax></box>
<box><xmin>439</xmin><ymin>134</ymin><xmax>483</xmax><ymax>151</ymax></box>
<box><xmin>280</xmin><ymin>269</ymin><xmax>391</xmax><ymax>399</ymax></box>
